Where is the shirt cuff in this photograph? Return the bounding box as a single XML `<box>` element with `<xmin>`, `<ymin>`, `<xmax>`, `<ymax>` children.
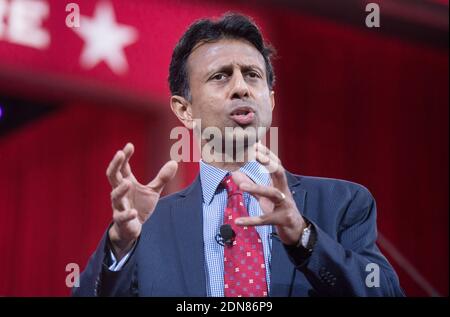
<box><xmin>108</xmin><ymin>244</ymin><xmax>135</xmax><ymax>271</ymax></box>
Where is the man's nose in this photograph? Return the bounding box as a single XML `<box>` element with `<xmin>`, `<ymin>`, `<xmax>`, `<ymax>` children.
<box><xmin>230</xmin><ymin>71</ymin><xmax>249</xmax><ymax>99</ymax></box>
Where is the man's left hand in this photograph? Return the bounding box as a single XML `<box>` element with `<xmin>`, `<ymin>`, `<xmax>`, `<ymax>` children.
<box><xmin>232</xmin><ymin>142</ymin><xmax>306</xmax><ymax>246</ymax></box>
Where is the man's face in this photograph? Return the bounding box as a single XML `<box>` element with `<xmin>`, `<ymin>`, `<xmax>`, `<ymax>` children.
<box><xmin>185</xmin><ymin>38</ymin><xmax>274</xmax><ymax>146</ymax></box>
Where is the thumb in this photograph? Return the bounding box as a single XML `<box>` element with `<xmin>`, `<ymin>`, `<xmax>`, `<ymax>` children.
<box><xmin>231</xmin><ymin>171</ymin><xmax>254</xmax><ymax>188</ymax></box>
<box><xmin>147</xmin><ymin>160</ymin><xmax>178</xmax><ymax>194</ymax></box>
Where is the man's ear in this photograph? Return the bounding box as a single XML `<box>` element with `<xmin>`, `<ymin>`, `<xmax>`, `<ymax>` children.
<box><xmin>270</xmin><ymin>90</ymin><xmax>275</xmax><ymax>111</ymax></box>
<box><xmin>170</xmin><ymin>95</ymin><xmax>194</xmax><ymax>129</ymax></box>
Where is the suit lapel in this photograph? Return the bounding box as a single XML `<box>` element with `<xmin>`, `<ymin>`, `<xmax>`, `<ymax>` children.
<box><xmin>269</xmin><ymin>171</ymin><xmax>307</xmax><ymax>296</ymax></box>
<box><xmin>171</xmin><ymin>176</ymin><xmax>207</xmax><ymax>296</ymax></box>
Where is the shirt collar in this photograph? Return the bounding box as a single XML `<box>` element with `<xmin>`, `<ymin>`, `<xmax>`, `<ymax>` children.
<box><xmin>199</xmin><ymin>160</ymin><xmax>271</xmax><ymax>205</ymax></box>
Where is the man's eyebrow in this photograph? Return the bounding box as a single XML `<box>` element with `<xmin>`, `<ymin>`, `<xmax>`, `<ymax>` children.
<box><xmin>239</xmin><ymin>64</ymin><xmax>265</xmax><ymax>75</ymax></box>
<box><xmin>204</xmin><ymin>65</ymin><xmax>233</xmax><ymax>79</ymax></box>
<box><xmin>241</xmin><ymin>64</ymin><xmax>266</xmax><ymax>77</ymax></box>
<box><xmin>204</xmin><ymin>63</ymin><xmax>265</xmax><ymax>80</ymax></box>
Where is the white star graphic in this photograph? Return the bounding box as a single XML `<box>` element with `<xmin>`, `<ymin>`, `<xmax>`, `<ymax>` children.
<box><xmin>72</xmin><ymin>1</ymin><xmax>138</xmax><ymax>75</ymax></box>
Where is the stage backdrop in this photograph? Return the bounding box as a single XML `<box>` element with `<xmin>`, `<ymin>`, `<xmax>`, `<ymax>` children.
<box><xmin>0</xmin><ymin>0</ymin><xmax>448</xmax><ymax>296</ymax></box>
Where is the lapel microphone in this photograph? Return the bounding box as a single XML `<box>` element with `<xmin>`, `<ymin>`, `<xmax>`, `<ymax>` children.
<box><xmin>215</xmin><ymin>224</ymin><xmax>236</xmax><ymax>247</ymax></box>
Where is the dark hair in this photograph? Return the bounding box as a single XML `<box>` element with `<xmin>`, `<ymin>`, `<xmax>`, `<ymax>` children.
<box><xmin>168</xmin><ymin>13</ymin><xmax>276</xmax><ymax>100</ymax></box>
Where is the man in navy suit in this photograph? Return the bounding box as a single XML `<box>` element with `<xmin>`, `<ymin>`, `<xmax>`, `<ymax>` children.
<box><xmin>74</xmin><ymin>13</ymin><xmax>404</xmax><ymax>297</ymax></box>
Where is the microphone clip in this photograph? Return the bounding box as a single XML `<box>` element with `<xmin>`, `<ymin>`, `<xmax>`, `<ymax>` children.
<box><xmin>215</xmin><ymin>224</ymin><xmax>236</xmax><ymax>247</ymax></box>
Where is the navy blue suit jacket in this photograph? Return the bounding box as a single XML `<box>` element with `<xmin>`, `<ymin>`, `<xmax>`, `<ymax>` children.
<box><xmin>74</xmin><ymin>171</ymin><xmax>404</xmax><ymax>296</ymax></box>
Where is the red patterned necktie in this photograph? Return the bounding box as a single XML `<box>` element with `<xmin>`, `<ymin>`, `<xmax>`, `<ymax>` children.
<box><xmin>221</xmin><ymin>175</ymin><xmax>268</xmax><ymax>297</ymax></box>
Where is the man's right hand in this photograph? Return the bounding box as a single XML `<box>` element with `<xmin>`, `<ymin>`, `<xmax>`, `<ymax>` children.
<box><xmin>106</xmin><ymin>143</ymin><xmax>178</xmax><ymax>260</ymax></box>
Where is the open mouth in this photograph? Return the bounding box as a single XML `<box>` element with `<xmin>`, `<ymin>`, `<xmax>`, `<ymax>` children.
<box><xmin>230</xmin><ymin>107</ymin><xmax>255</xmax><ymax>126</ymax></box>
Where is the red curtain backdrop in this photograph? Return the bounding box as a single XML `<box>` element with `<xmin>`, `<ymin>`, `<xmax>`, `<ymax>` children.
<box><xmin>0</xmin><ymin>1</ymin><xmax>448</xmax><ymax>297</ymax></box>
<box><xmin>0</xmin><ymin>105</ymin><xmax>165</xmax><ymax>295</ymax></box>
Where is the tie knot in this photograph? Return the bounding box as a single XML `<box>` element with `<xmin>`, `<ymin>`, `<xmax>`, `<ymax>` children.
<box><xmin>221</xmin><ymin>175</ymin><xmax>242</xmax><ymax>196</ymax></box>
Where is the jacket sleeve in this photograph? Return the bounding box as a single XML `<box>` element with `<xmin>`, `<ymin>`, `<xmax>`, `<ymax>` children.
<box><xmin>286</xmin><ymin>186</ymin><xmax>405</xmax><ymax>296</ymax></box>
<box><xmin>72</xmin><ymin>229</ymin><xmax>139</xmax><ymax>297</ymax></box>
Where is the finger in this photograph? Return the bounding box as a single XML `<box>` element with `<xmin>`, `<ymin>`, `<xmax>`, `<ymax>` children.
<box><xmin>232</xmin><ymin>170</ymin><xmax>286</xmax><ymax>205</ymax></box>
<box><xmin>270</xmin><ymin>162</ymin><xmax>289</xmax><ymax>194</ymax></box>
<box><xmin>231</xmin><ymin>171</ymin><xmax>254</xmax><ymax>188</ymax></box>
<box><xmin>147</xmin><ymin>160</ymin><xmax>178</xmax><ymax>194</ymax></box>
<box><xmin>239</xmin><ymin>181</ymin><xmax>286</xmax><ymax>205</ymax></box>
<box><xmin>255</xmin><ymin>147</ymin><xmax>289</xmax><ymax>193</ymax></box>
<box><xmin>255</xmin><ymin>151</ymin><xmax>279</xmax><ymax>174</ymax></box>
<box><xmin>111</xmin><ymin>180</ymin><xmax>131</xmax><ymax>211</ymax></box>
<box><xmin>106</xmin><ymin>151</ymin><xmax>125</xmax><ymax>188</ymax></box>
<box><xmin>236</xmin><ymin>215</ymin><xmax>268</xmax><ymax>226</ymax></box>
<box><xmin>113</xmin><ymin>208</ymin><xmax>138</xmax><ymax>224</ymax></box>
<box><xmin>120</xmin><ymin>143</ymin><xmax>134</xmax><ymax>177</ymax></box>
<box><xmin>235</xmin><ymin>213</ymin><xmax>285</xmax><ymax>227</ymax></box>
<box><xmin>256</xmin><ymin>142</ymin><xmax>281</xmax><ymax>165</ymax></box>
<box><xmin>232</xmin><ymin>171</ymin><xmax>275</xmax><ymax>201</ymax></box>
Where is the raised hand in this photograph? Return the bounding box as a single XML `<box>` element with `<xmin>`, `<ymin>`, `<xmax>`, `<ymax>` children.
<box><xmin>231</xmin><ymin>142</ymin><xmax>306</xmax><ymax>246</ymax></box>
<box><xmin>106</xmin><ymin>143</ymin><xmax>178</xmax><ymax>259</ymax></box>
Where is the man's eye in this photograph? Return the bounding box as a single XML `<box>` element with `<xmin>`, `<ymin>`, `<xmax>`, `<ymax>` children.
<box><xmin>211</xmin><ymin>73</ymin><xmax>227</xmax><ymax>81</ymax></box>
<box><xmin>247</xmin><ymin>71</ymin><xmax>261</xmax><ymax>78</ymax></box>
